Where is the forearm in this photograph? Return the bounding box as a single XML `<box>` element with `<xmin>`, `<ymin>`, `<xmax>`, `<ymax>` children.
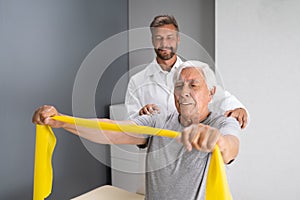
<box><xmin>218</xmin><ymin>135</ymin><xmax>240</xmax><ymax>164</ymax></box>
<box><xmin>61</xmin><ymin>118</ymin><xmax>146</xmax><ymax>145</ymax></box>
<box><xmin>32</xmin><ymin>105</ymin><xmax>145</xmax><ymax>145</ymax></box>
<box><xmin>62</xmin><ymin>121</ymin><xmax>111</xmax><ymax>144</ymax></box>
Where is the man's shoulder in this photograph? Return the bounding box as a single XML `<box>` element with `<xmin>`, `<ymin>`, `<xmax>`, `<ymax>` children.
<box><xmin>205</xmin><ymin>112</ymin><xmax>239</xmax><ymax>128</ymax></box>
<box><xmin>130</xmin><ymin>67</ymin><xmax>148</xmax><ymax>81</ymax></box>
<box><xmin>132</xmin><ymin>111</ymin><xmax>179</xmax><ymax>128</ymax></box>
<box><xmin>205</xmin><ymin>112</ymin><xmax>241</xmax><ymax>137</ymax></box>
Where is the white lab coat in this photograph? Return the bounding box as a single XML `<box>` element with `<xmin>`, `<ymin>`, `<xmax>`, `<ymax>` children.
<box><xmin>125</xmin><ymin>56</ymin><xmax>247</xmax><ymax>120</ymax></box>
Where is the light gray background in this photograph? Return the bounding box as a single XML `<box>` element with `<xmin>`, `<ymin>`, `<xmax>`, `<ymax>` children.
<box><xmin>216</xmin><ymin>0</ymin><xmax>300</xmax><ymax>199</ymax></box>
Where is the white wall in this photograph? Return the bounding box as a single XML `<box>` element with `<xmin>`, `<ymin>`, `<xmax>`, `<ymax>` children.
<box><xmin>216</xmin><ymin>0</ymin><xmax>300</xmax><ymax>199</ymax></box>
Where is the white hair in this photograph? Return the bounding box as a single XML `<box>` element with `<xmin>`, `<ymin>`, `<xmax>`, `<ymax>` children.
<box><xmin>173</xmin><ymin>60</ymin><xmax>217</xmax><ymax>90</ymax></box>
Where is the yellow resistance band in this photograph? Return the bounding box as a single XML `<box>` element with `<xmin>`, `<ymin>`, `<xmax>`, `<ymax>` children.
<box><xmin>33</xmin><ymin>125</ymin><xmax>56</xmax><ymax>200</ymax></box>
<box><xmin>33</xmin><ymin>115</ymin><xmax>232</xmax><ymax>200</ymax></box>
<box><xmin>206</xmin><ymin>145</ymin><xmax>232</xmax><ymax>200</ymax></box>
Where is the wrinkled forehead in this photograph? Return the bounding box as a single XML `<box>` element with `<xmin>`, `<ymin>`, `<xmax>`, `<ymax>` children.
<box><xmin>178</xmin><ymin>67</ymin><xmax>205</xmax><ymax>81</ymax></box>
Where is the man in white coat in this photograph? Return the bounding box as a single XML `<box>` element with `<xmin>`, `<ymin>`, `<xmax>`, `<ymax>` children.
<box><xmin>125</xmin><ymin>15</ymin><xmax>248</xmax><ymax>128</ymax></box>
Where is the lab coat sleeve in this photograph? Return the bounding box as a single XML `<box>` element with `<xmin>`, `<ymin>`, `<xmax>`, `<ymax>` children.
<box><xmin>125</xmin><ymin>78</ymin><xmax>142</xmax><ymax>120</ymax></box>
<box><xmin>210</xmin><ymin>85</ymin><xmax>250</xmax><ymax>125</ymax></box>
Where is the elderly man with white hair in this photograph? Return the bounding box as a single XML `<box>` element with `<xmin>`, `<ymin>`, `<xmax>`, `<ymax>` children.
<box><xmin>32</xmin><ymin>60</ymin><xmax>240</xmax><ymax>200</ymax></box>
<box><xmin>125</xmin><ymin>15</ymin><xmax>248</xmax><ymax>129</ymax></box>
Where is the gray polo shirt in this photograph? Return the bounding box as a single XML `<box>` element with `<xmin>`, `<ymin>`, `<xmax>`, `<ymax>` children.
<box><xmin>133</xmin><ymin>111</ymin><xmax>240</xmax><ymax>200</ymax></box>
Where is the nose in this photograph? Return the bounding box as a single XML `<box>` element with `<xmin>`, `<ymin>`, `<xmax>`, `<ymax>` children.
<box><xmin>180</xmin><ymin>85</ymin><xmax>191</xmax><ymax>97</ymax></box>
<box><xmin>160</xmin><ymin>38</ymin><xmax>168</xmax><ymax>47</ymax></box>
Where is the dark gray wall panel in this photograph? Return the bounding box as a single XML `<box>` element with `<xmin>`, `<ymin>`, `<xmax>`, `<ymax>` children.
<box><xmin>0</xmin><ymin>0</ymin><xmax>128</xmax><ymax>199</ymax></box>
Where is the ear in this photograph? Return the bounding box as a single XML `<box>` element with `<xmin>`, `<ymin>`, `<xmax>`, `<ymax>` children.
<box><xmin>209</xmin><ymin>86</ymin><xmax>216</xmax><ymax>98</ymax></box>
<box><xmin>177</xmin><ymin>33</ymin><xmax>180</xmax><ymax>44</ymax></box>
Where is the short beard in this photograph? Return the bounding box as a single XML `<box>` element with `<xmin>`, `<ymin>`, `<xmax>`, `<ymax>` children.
<box><xmin>155</xmin><ymin>47</ymin><xmax>176</xmax><ymax>60</ymax></box>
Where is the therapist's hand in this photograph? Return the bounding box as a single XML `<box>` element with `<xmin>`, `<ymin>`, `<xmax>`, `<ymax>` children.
<box><xmin>179</xmin><ymin>123</ymin><xmax>222</xmax><ymax>152</ymax></box>
<box><xmin>32</xmin><ymin>105</ymin><xmax>64</xmax><ymax>128</ymax></box>
<box><xmin>139</xmin><ymin>104</ymin><xmax>160</xmax><ymax>115</ymax></box>
<box><xmin>224</xmin><ymin>108</ymin><xmax>248</xmax><ymax>129</ymax></box>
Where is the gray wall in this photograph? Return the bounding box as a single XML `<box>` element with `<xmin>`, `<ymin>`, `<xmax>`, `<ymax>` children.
<box><xmin>0</xmin><ymin>0</ymin><xmax>128</xmax><ymax>199</ymax></box>
<box><xmin>216</xmin><ymin>0</ymin><xmax>300</xmax><ymax>199</ymax></box>
<box><xmin>128</xmin><ymin>0</ymin><xmax>215</xmax><ymax>76</ymax></box>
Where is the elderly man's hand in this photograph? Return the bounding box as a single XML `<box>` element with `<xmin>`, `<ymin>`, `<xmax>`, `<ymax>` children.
<box><xmin>139</xmin><ymin>104</ymin><xmax>160</xmax><ymax>115</ymax></box>
<box><xmin>180</xmin><ymin>124</ymin><xmax>222</xmax><ymax>152</ymax></box>
<box><xmin>32</xmin><ymin>105</ymin><xmax>64</xmax><ymax>128</ymax></box>
<box><xmin>224</xmin><ymin>108</ymin><xmax>248</xmax><ymax>129</ymax></box>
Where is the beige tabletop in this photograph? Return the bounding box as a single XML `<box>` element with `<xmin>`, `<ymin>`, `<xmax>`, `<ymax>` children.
<box><xmin>70</xmin><ymin>185</ymin><xmax>144</xmax><ymax>200</ymax></box>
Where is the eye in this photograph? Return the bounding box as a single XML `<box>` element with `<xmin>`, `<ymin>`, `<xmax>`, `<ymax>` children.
<box><xmin>189</xmin><ymin>80</ymin><xmax>201</xmax><ymax>88</ymax></box>
<box><xmin>175</xmin><ymin>83</ymin><xmax>183</xmax><ymax>89</ymax></box>
<box><xmin>167</xmin><ymin>35</ymin><xmax>174</xmax><ymax>40</ymax></box>
<box><xmin>191</xmin><ymin>84</ymin><xmax>199</xmax><ymax>88</ymax></box>
<box><xmin>154</xmin><ymin>36</ymin><xmax>163</xmax><ymax>41</ymax></box>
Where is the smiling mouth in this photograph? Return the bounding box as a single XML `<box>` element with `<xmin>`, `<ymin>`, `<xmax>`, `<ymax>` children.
<box><xmin>180</xmin><ymin>102</ymin><xmax>194</xmax><ymax>105</ymax></box>
<box><xmin>158</xmin><ymin>47</ymin><xmax>172</xmax><ymax>51</ymax></box>
<box><xmin>160</xmin><ymin>50</ymin><xmax>169</xmax><ymax>53</ymax></box>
